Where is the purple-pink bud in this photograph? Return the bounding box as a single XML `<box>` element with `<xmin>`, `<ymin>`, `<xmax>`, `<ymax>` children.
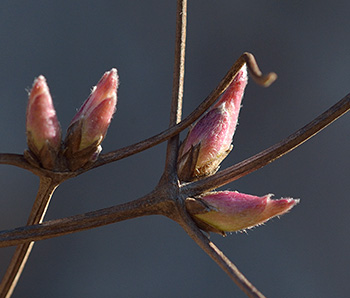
<box><xmin>64</xmin><ymin>69</ymin><xmax>118</xmax><ymax>170</ymax></box>
<box><xmin>177</xmin><ymin>65</ymin><xmax>248</xmax><ymax>181</ymax></box>
<box><xmin>70</xmin><ymin>68</ymin><xmax>118</xmax><ymax>150</ymax></box>
<box><xmin>190</xmin><ymin>191</ymin><xmax>299</xmax><ymax>233</ymax></box>
<box><xmin>25</xmin><ymin>76</ymin><xmax>61</xmax><ymax>169</ymax></box>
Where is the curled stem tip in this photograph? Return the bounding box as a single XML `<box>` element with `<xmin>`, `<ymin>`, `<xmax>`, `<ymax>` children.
<box><xmin>243</xmin><ymin>52</ymin><xmax>277</xmax><ymax>87</ymax></box>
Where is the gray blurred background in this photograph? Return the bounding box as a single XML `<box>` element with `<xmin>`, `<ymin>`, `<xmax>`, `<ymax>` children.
<box><xmin>0</xmin><ymin>1</ymin><xmax>349</xmax><ymax>297</ymax></box>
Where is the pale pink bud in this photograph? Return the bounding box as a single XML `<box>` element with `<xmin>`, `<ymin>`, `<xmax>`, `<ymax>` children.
<box><xmin>25</xmin><ymin>76</ymin><xmax>61</xmax><ymax>169</ymax></box>
<box><xmin>64</xmin><ymin>69</ymin><xmax>118</xmax><ymax>170</ymax></box>
<box><xmin>69</xmin><ymin>68</ymin><xmax>118</xmax><ymax>150</ymax></box>
<box><xmin>177</xmin><ymin>65</ymin><xmax>248</xmax><ymax>181</ymax></box>
<box><xmin>188</xmin><ymin>191</ymin><xmax>299</xmax><ymax>233</ymax></box>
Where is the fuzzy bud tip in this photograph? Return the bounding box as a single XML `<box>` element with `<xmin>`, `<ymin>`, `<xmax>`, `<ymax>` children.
<box><xmin>25</xmin><ymin>75</ymin><xmax>61</xmax><ymax>169</ymax></box>
<box><xmin>177</xmin><ymin>65</ymin><xmax>248</xmax><ymax>181</ymax></box>
<box><xmin>191</xmin><ymin>191</ymin><xmax>299</xmax><ymax>233</ymax></box>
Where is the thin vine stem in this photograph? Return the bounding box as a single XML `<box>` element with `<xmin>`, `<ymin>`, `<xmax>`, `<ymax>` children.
<box><xmin>169</xmin><ymin>0</ymin><xmax>186</xmax><ymax>126</ymax></box>
<box><xmin>0</xmin><ymin>189</ymin><xmax>172</xmax><ymax>247</ymax></box>
<box><xmin>174</xmin><ymin>204</ymin><xmax>266</xmax><ymax>298</ymax></box>
<box><xmin>163</xmin><ymin>0</ymin><xmax>187</xmax><ymax>177</ymax></box>
<box><xmin>0</xmin><ymin>177</ymin><xmax>59</xmax><ymax>298</ymax></box>
<box><xmin>0</xmin><ymin>154</ymin><xmax>37</xmax><ymax>173</ymax></box>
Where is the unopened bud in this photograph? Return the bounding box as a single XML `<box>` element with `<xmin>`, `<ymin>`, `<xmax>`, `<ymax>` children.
<box><xmin>64</xmin><ymin>69</ymin><xmax>118</xmax><ymax>170</ymax></box>
<box><xmin>177</xmin><ymin>65</ymin><xmax>248</xmax><ymax>181</ymax></box>
<box><xmin>25</xmin><ymin>76</ymin><xmax>61</xmax><ymax>169</ymax></box>
<box><xmin>188</xmin><ymin>191</ymin><xmax>299</xmax><ymax>234</ymax></box>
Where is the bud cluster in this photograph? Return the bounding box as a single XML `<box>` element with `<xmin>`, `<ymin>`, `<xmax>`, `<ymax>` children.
<box><xmin>25</xmin><ymin>69</ymin><xmax>118</xmax><ymax>171</ymax></box>
<box><xmin>24</xmin><ymin>61</ymin><xmax>298</xmax><ymax>234</ymax></box>
<box><xmin>178</xmin><ymin>64</ymin><xmax>299</xmax><ymax>233</ymax></box>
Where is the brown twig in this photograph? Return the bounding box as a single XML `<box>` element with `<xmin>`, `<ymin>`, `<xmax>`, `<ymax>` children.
<box><xmin>174</xmin><ymin>202</ymin><xmax>266</xmax><ymax>298</ymax></box>
<box><xmin>0</xmin><ymin>154</ymin><xmax>38</xmax><ymax>174</ymax></box>
<box><xmin>0</xmin><ymin>177</ymin><xmax>59</xmax><ymax>298</ymax></box>
<box><xmin>163</xmin><ymin>0</ymin><xmax>187</xmax><ymax>178</ymax></box>
<box><xmin>170</xmin><ymin>0</ymin><xmax>186</xmax><ymax>126</ymax></box>
<box><xmin>0</xmin><ymin>193</ymin><xmax>164</xmax><ymax>247</ymax></box>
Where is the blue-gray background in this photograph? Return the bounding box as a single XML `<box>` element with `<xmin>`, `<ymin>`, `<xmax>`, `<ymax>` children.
<box><xmin>0</xmin><ymin>1</ymin><xmax>349</xmax><ymax>297</ymax></box>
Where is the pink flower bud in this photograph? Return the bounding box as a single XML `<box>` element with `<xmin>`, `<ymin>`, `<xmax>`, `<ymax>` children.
<box><xmin>64</xmin><ymin>69</ymin><xmax>118</xmax><ymax>170</ymax></box>
<box><xmin>189</xmin><ymin>191</ymin><xmax>299</xmax><ymax>233</ymax></box>
<box><xmin>177</xmin><ymin>65</ymin><xmax>248</xmax><ymax>181</ymax></box>
<box><xmin>25</xmin><ymin>76</ymin><xmax>61</xmax><ymax>169</ymax></box>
